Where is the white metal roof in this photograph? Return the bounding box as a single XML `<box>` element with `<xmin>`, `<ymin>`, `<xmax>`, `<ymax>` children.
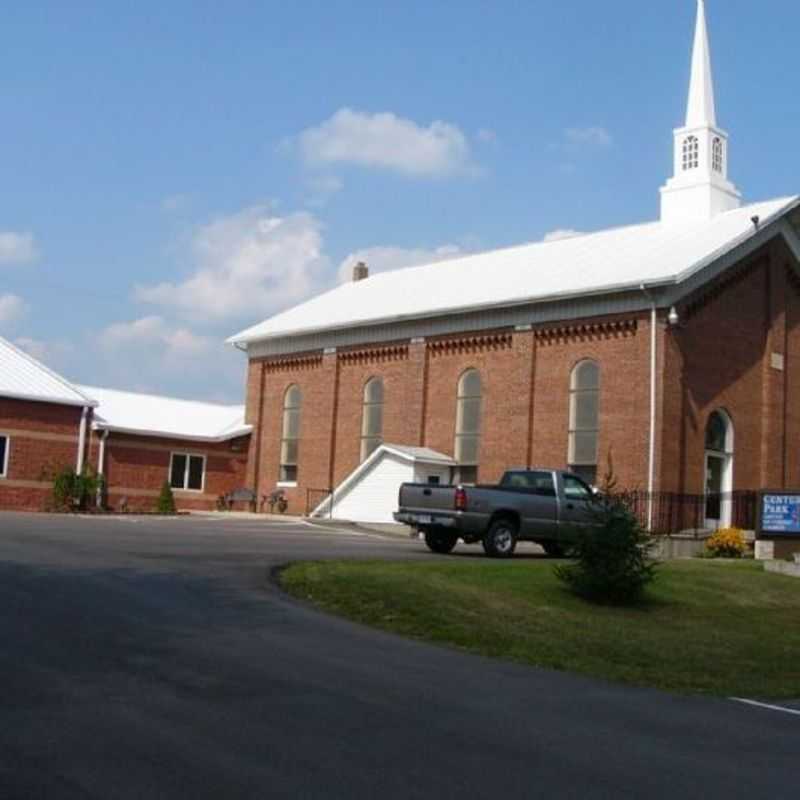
<box><xmin>381</xmin><ymin>444</ymin><xmax>456</xmax><ymax>465</ymax></box>
<box><xmin>0</xmin><ymin>336</ymin><xmax>96</xmax><ymax>407</ymax></box>
<box><xmin>230</xmin><ymin>196</ymin><xmax>800</xmax><ymax>345</ymax></box>
<box><xmin>81</xmin><ymin>385</ymin><xmax>251</xmax><ymax>442</ymax></box>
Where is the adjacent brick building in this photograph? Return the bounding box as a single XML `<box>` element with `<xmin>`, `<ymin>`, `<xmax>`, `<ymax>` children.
<box><xmin>228</xmin><ymin>4</ymin><xmax>800</xmax><ymax>531</ymax></box>
<box><xmin>83</xmin><ymin>386</ymin><xmax>251</xmax><ymax>513</ymax></box>
<box><xmin>0</xmin><ymin>337</ymin><xmax>97</xmax><ymax>512</ymax></box>
<box><xmin>0</xmin><ymin>338</ymin><xmax>250</xmax><ymax>513</ymax></box>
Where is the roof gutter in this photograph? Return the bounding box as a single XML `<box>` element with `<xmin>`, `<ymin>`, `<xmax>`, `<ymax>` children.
<box><xmin>0</xmin><ymin>391</ymin><xmax>99</xmax><ymax>408</ymax></box>
<box><xmin>90</xmin><ymin>422</ymin><xmax>253</xmax><ymax>444</ymax></box>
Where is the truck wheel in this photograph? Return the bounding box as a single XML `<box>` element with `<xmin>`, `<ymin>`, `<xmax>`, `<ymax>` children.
<box><xmin>482</xmin><ymin>519</ymin><xmax>518</xmax><ymax>558</ymax></box>
<box><xmin>424</xmin><ymin>530</ymin><xmax>458</xmax><ymax>555</ymax></box>
<box><xmin>541</xmin><ymin>541</ymin><xmax>566</xmax><ymax>558</ymax></box>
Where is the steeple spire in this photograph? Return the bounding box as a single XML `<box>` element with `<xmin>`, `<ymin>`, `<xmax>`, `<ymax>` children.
<box><xmin>660</xmin><ymin>0</ymin><xmax>741</xmax><ymax>223</ymax></box>
<box><xmin>686</xmin><ymin>0</ymin><xmax>717</xmax><ymax>127</ymax></box>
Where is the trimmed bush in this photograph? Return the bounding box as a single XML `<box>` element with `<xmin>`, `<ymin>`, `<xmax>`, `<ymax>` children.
<box><xmin>555</xmin><ymin>493</ymin><xmax>658</xmax><ymax>605</ymax></box>
<box><xmin>47</xmin><ymin>465</ymin><xmax>102</xmax><ymax>512</ymax></box>
<box><xmin>705</xmin><ymin>528</ymin><xmax>747</xmax><ymax>559</ymax></box>
<box><xmin>157</xmin><ymin>481</ymin><xmax>177</xmax><ymax>515</ymax></box>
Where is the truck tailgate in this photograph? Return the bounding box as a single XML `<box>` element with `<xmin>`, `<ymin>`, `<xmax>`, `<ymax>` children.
<box><xmin>397</xmin><ymin>483</ymin><xmax>457</xmax><ymax>512</ymax></box>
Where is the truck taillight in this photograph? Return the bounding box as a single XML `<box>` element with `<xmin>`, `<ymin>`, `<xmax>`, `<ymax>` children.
<box><xmin>455</xmin><ymin>487</ymin><xmax>467</xmax><ymax>511</ymax></box>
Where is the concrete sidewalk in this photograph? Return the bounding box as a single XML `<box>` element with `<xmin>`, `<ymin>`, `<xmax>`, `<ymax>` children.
<box><xmin>188</xmin><ymin>510</ymin><xmax>414</xmax><ymax>539</ymax></box>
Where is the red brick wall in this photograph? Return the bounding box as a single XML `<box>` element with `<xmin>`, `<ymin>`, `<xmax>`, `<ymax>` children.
<box><xmin>89</xmin><ymin>431</ymin><xmax>250</xmax><ymax>513</ymax></box>
<box><xmin>332</xmin><ymin>344</ymin><xmax>421</xmax><ymax>487</ymax></box>
<box><xmin>422</xmin><ymin>332</ymin><xmax>530</xmax><ymax>484</ymax></box>
<box><xmin>245</xmin><ymin>317</ymin><xmax>655</xmax><ymax>513</ymax></box>
<box><xmin>0</xmin><ymin>397</ymin><xmax>83</xmax><ymax>511</ymax></box>
<box><xmin>244</xmin><ymin>353</ymin><xmax>335</xmax><ymax>514</ymax></box>
<box><xmin>240</xmin><ymin>238</ymin><xmax>800</xmax><ymax>519</ymax></box>
<box><xmin>531</xmin><ymin>317</ymin><xmax>650</xmax><ymax>489</ymax></box>
<box><xmin>658</xmin><ymin>239</ymin><xmax>800</xmax><ymax>495</ymax></box>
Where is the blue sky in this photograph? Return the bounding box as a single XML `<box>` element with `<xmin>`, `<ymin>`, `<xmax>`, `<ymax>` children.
<box><xmin>1</xmin><ymin>0</ymin><xmax>798</xmax><ymax>402</ymax></box>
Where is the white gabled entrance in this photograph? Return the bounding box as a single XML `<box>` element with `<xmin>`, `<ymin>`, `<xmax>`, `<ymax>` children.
<box><xmin>312</xmin><ymin>445</ymin><xmax>455</xmax><ymax>525</ymax></box>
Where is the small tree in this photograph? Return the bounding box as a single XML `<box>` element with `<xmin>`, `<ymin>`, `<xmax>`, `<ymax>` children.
<box><xmin>157</xmin><ymin>481</ymin><xmax>177</xmax><ymax>515</ymax></box>
<box><xmin>555</xmin><ymin>464</ymin><xmax>658</xmax><ymax>605</ymax></box>
<box><xmin>48</xmin><ymin>465</ymin><xmax>103</xmax><ymax>512</ymax></box>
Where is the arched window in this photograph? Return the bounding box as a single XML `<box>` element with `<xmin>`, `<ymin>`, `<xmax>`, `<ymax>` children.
<box><xmin>455</xmin><ymin>369</ymin><xmax>482</xmax><ymax>484</ymax></box>
<box><xmin>704</xmin><ymin>410</ymin><xmax>734</xmax><ymax>527</ymax></box>
<box><xmin>279</xmin><ymin>385</ymin><xmax>301</xmax><ymax>483</ymax></box>
<box><xmin>360</xmin><ymin>377</ymin><xmax>384</xmax><ymax>461</ymax></box>
<box><xmin>568</xmin><ymin>360</ymin><xmax>600</xmax><ymax>485</ymax></box>
<box><xmin>682</xmin><ymin>136</ymin><xmax>699</xmax><ymax>171</ymax></box>
<box><xmin>705</xmin><ymin>411</ymin><xmax>732</xmax><ymax>454</ymax></box>
<box><xmin>712</xmin><ymin>137</ymin><xmax>723</xmax><ymax>173</ymax></box>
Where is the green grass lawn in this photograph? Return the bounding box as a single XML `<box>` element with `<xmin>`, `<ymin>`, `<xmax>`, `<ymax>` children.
<box><xmin>280</xmin><ymin>559</ymin><xmax>800</xmax><ymax>698</ymax></box>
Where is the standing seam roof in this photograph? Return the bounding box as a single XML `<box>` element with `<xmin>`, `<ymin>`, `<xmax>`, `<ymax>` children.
<box><xmin>0</xmin><ymin>337</ymin><xmax>96</xmax><ymax>407</ymax></box>
<box><xmin>229</xmin><ymin>197</ymin><xmax>799</xmax><ymax>345</ymax></box>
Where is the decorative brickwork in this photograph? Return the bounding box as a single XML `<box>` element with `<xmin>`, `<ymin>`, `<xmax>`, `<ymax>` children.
<box><xmin>534</xmin><ymin>319</ymin><xmax>637</xmax><ymax>345</ymax></box>
<box><xmin>429</xmin><ymin>333</ymin><xmax>513</xmax><ymax>357</ymax></box>
<box><xmin>338</xmin><ymin>344</ymin><xmax>409</xmax><ymax>365</ymax></box>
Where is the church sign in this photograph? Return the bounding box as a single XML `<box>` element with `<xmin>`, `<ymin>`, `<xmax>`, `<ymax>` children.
<box><xmin>758</xmin><ymin>492</ymin><xmax>800</xmax><ymax>536</ymax></box>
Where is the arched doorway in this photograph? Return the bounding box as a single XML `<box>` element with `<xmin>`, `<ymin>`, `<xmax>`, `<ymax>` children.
<box><xmin>704</xmin><ymin>410</ymin><xmax>734</xmax><ymax>529</ymax></box>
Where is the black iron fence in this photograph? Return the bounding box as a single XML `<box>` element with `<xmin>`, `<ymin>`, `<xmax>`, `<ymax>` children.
<box><xmin>622</xmin><ymin>490</ymin><xmax>758</xmax><ymax>536</ymax></box>
<box><xmin>305</xmin><ymin>487</ymin><xmax>333</xmax><ymax>517</ymax></box>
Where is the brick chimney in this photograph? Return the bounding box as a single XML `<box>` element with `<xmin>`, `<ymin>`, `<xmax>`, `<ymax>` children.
<box><xmin>352</xmin><ymin>261</ymin><xmax>369</xmax><ymax>282</ymax></box>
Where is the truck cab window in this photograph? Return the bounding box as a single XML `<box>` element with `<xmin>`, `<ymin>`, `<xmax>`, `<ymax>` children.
<box><xmin>501</xmin><ymin>471</ymin><xmax>556</xmax><ymax>496</ymax></box>
<box><xmin>563</xmin><ymin>475</ymin><xmax>592</xmax><ymax>500</ymax></box>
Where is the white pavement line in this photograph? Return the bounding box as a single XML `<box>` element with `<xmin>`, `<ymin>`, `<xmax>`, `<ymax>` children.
<box><xmin>298</xmin><ymin>520</ymin><xmax>396</xmax><ymax>541</ymax></box>
<box><xmin>731</xmin><ymin>698</ymin><xmax>800</xmax><ymax>717</ymax></box>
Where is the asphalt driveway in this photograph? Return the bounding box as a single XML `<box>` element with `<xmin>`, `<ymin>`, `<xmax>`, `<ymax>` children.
<box><xmin>0</xmin><ymin>512</ymin><xmax>796</xmax><ymax>799</ymax></box>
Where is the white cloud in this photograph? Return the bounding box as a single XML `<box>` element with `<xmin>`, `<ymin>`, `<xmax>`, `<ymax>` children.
<box><xmin>564</xmin><ymin>126</ymin><xmax>612</xmax><ymax>148</ymax></box>
<box><xmin>337</xmin><ymin>244</ymin><xmax>463</xmax><ymax>283</ymax></box>
<box><xmin>94</xmin><ymin>316</ymin><xmax>243</xmax><ymax>400</ymax></box>
<box><xmin>542</xmin><ymin>229</ymin><xmax>584</xmax><ymax>243</ymax></box>
<box><xmin>14</xmin><ymin>336</ymin><xmax>74</xmax><ymax>367</ymax></box>
<box><xmin>304</xmin><ymin>174</ymin><xmax>343</xmax><ymax>208</ymax></box>
<box><xmin>477</xmin><ymin>128</ymin><xmax>497</xmax><ymax>143</ymax></box>
<box><xmin>100</xmin><ymin>316</ymin><xmax>215</xmax><ymax>360</ymax></box>
<box><xmin>0</xmin><ymin>293</ymin><xmax>27</xmax><ymax>325</ymax></box>
<box><xmin>136</xmin><ymin>206</ymin><xmax>330</xmax><ymax>320</ymax></box>
<box><xmin>297</xmin><ymin>108</ymin><xmax>476</xmax><ymax>177</ymax></box>
<box><xmin>0</xmin><ymin>232</ymin><xmax>39</xmax><ymax>265</ymax></box>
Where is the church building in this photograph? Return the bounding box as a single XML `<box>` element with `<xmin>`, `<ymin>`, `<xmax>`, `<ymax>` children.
<box><xmin>229</xmin><ymin>1</ymin><xmax>800</xmax><ymax>530</ymax></box>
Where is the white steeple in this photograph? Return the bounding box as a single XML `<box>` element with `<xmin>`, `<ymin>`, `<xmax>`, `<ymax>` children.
<box><xmin>686</xmin><ymin>0</ymin><xmax>717</xmax><ymax>128</ymax></box>
<box><xmin>660</xmin><ymin>1</ymin><xmax>741</xmax><ymax>224</ymax></box>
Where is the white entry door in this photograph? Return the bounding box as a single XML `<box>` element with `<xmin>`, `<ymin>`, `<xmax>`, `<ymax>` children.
<box><xmin>705</xmin><ymin>452</ymin><xmax>731</xmax><ymax>529</ymax></box>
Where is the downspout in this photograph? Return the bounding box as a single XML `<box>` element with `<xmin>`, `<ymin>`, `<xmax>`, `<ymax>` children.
<box><xmin>96</xmin><ymin>429</ymin><xmax>109</xmax><ymax>509</ymax></box>
<box><xmin>640</xmin><ymin>285</ymin><xmax>658</xmax><ymax>532</ymax></box>
<box><xmin>76</xmin><ymin>407</ymin><xmax>89</xmax><ymax>474</ymax></box>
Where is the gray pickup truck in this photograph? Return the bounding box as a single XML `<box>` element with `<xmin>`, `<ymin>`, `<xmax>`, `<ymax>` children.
<box><xmin>394</xmin><ymin>469</ymin><xmax>597</xmax><ymax>558</ymax></box>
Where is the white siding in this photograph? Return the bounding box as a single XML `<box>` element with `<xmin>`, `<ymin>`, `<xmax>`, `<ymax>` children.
<box><xmin>329</xmin><ymin>454</ymin><xmax>415</xmax><ymax>524</ymax></box>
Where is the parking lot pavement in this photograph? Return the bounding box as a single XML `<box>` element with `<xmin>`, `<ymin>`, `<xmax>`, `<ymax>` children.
<box><xmin>0</xmin><ymin>512</ymin><xmax>797</xmax><ymax>799</ymax></box>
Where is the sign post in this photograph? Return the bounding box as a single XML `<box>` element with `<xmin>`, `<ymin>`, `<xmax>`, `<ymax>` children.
<box><xmin>756</xmin><ymin>491</ymin><xmax>800</xmax><ymax>560</ymax></box>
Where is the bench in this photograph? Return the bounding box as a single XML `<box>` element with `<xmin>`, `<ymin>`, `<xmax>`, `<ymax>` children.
<box><xmin>220</xmin><ymin>488</ymin><xmax>257</xmax><ymax>512</ymax></box>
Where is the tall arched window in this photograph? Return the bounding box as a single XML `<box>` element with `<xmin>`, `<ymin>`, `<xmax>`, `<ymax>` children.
<box><xmin>712</xmin><ymin>137</ymin><xmax>723</xmax><ymax>173</ymax></box>
<box><xmin>568</xmin><ymin>360</ymin><xmax>600</xmax><ymax>485</ymax></box>
<box><xmin>360</xmin><ymin>377</ymin><xmax>384</xmax><ymax>461</ymax></box>
<box><xmin>705</xmin><ymin>410</ymin><xmax>734</xmax><ymax>528</ymax></box>
<box><xmin>455</xmin><ymin>369</ymin><xmax>482</xmax><ymax>484</ymax></box>
<box><xmin>279</xmin><ymin>385</ymin><xmax>301</xmax><ymax>483</ymax></box>
<box><xmin>682</xmin><ymin>135</ymin><xmax>699</xmax><ymax>170</ymax></box>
